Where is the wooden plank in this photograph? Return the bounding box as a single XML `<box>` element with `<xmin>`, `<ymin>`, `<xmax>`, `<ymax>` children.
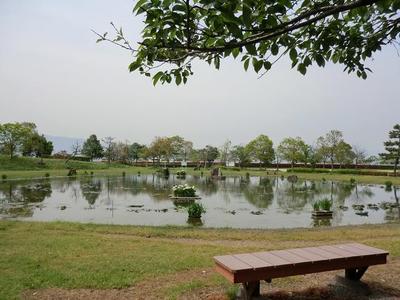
<box><xmin>335</xmin><ymin>244</ymin><xmax>379</xmax><ymax>257</ymax></box>
<box><xmin>269</xmin><ymin>250</ymin><xmax>308</xmax><ymax>264</ymax></box>
<box><xmin>214</xmin><ymin>255</ymin><xmax>252</xmax><ymax>272</ymax></box>
<box><xmin>233</xmin><ymin>253</ymin><xmax>273</xmax><ymax>269</ymax></box>
<box><xmin>348</xmin><ymin>243</ymin><xmax>389</xmax><ymax>255</ymax></box>
<box><xmin>287</xmin><ymin>248</ymin><xmax>327</xmax><ymax>262</ymax></box>
<box><xmin>319</xmin><ymin>245</ymin><xmax>359</xmax><ymax>258</ymax></box>
<box><xmin>252</xmin><ymin>251</ymin><xmax>291</xmax><ymax>267</ymax></box>
<box><xmin>303</xmin><ymin>247</ymin><xmax>344</xmax><ymax>260</ymax></box>
<box><xmin>215</xmin><ymin>264</ymin><xmax>235</xmax><ymax>283</ymax></box>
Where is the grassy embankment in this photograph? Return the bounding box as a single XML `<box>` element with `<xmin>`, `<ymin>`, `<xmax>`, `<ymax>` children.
<box><xmin>0</xmin><ymin>155</ymin><xmax>399</xmax><ymax>185</ymax></box>
<box><xmin>0</xmin><ymin>221</ymin><xmax>399</xmax><ymax>299</ymax></box>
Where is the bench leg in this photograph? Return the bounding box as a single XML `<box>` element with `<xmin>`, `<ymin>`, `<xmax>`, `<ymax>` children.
<box><xmin>239</xmin><ymin>281</ymin><xmax>260</xmax><ymax>299</ymax></box>
<box><xmin>345</xmin><ymin>266</ymin><xmax>368</xmax><ymax>281</ymax></box>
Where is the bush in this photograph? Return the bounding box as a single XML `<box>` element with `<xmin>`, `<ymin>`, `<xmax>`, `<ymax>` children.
<box><xmin>176</xmin><ymin>169</ymin><xmax>186</xmax><ymax>176</ymax></box>
<box><xmin>187</xmin><ymin>202</ymin><xmax>206</xmax><ymax>218</ymax></box>
<box><xmin>44</xmin><ymin>173</ymin><xmax>50</xmax><ymax>178</ymax></box>
<box><xmin>1</xmin><ymin>174</ymin><xmax>7</xmax><ymax>181</ymax></box>
<box><xmin>350</xmin><ymin>178</ymin><xmax>356</xmax><ymax>185</ymax></box>
<box><xmin>122</xmin><ymin>171</ymin><xmax>126</xmax><ymax>177</ymax></box>
<box><xmin>385</xmin><ymin>181</ymin><xmax>393</xmax><ymax>189</ymax></box>
<box><xmin>313</xmin><ymin>198</ymin><xmax>333</xmax><ymax>211</ymax></box>
<box><xmin>172</xmin><ymin>184</ymin><xmax>196</xmax><ymax>197</ymax></box>
<box><xmin>320</xmin><ymin>198</ymin><xmax>333</xmax><ymax>211</ymax></box>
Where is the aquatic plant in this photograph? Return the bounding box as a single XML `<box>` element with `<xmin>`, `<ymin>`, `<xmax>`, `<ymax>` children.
<box><xmin>313</xmin><ymin>198</ymin><xmax>332</xmax><ymax>211</ymax></box>
<box><xmin>172</xmin><ymin>184</ymin><xmax>197</xmax><ymax>197</ymax></box>
<box><xmin>384</xmin><ymin>181</ymin><xmax>393</xmax><ymax>191</ymax></box>
<box><xmin>176</xmin><ymin>169</ymin><xmax>186</xmax><ymax>177</ymax></box>
<box><xmin>319</xmin><ymin>198</ymin><xmax>332</xmax><ymax>211</ymax></box>
<box><xmin>187</xmin><ymin>202</ymin><xmax>205</xmax><ymax>218</ymax></box>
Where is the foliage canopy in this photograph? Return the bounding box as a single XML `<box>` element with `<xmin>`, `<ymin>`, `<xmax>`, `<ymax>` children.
<box><xmin>95</xmin><ymin>0</ymin><xmax>400</xmax><ymax>84</ymax></box>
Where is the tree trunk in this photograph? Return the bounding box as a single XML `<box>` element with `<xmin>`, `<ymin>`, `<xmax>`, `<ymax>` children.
<box><xmin>394</xmin><ymin>157</ymin><xmax>398</xmax><ymax>177</ymax></box>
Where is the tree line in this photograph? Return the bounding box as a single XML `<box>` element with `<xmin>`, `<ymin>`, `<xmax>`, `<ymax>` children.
<box><xmin>1</xmin><ymin>122</ymin><xmax>399</xmax><ymax>174</ymax></box>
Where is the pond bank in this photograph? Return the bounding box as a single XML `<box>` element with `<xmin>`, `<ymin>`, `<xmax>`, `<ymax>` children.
<box><xmin>1</xmin><ymin>166</ymin><xmax>400</xmax><ymax>185</ymax></box>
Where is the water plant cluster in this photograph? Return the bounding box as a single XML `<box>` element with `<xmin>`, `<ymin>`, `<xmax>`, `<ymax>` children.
<box><xmin>172</xmin><ymin>184</ymin><xmax>196</xmax><ymax>197</ymax></box>
<box><xmin>313</xmin><ymin>198</ymin><xmax>333</xmax><ymax>211</ymax></box>
<box><xmin>187</xmin><ymin>202</ymin><xmax>206</xmax><ymax>218</ymax></box>
<box><xmin>176</xmin><ymin>169</ymin><xmax>186</xmax><ymax>177</ymax></box>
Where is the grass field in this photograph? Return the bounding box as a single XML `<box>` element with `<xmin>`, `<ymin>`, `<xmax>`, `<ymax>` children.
<box><xmin>0</xmin><ymin>155</ymin><xmax>399</xmax><ymax>185</ymax></box>
<box><xmin>0</xmin><ymin>221</ymin><xmax>399</xmax><ymax>299</ymax></box>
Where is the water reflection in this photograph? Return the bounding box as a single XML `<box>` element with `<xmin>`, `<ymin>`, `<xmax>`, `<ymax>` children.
<box><xmin>0</xmin><ymin>175</ymin><xmax>398</xmax><ymax>229</ymax></box>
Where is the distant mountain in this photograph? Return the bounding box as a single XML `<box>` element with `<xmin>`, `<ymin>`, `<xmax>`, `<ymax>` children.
<box><xmin>45</xmin><ymin>135</ymin><xmax>85</xmax><ymax>154</ymax></box>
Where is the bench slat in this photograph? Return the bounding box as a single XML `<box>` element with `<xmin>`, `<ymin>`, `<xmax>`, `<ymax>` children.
<box><xmin>233</xmin><ymin>254</ymin><xmax>273</xmax><ymax>269</ymax></box>
<box><xmin>287</xmin><ymin>248</ymin><xmax>327</xmax><ymax>262</ymax></box>
<box><xmin>348</xmin><ymin>243</ymin><xmax>389</xmax><ymax>255</ymax></box>
<box><xmin>301</xmin><ymin>247</ymin><xmax>343</xmax><ymax>260</ymax></box>
<box><xmin>269</xmin><ymin>250</ymin><xmax>308</xmax><ymax>264</ymax></box>
<box><xmin>252</xmin><ymin>251</ymin><xmax>292</xmax><ymax>267</ymax></box>
<box><xmin>214</xmin><ymin>255</ymin><xmax>252</xmax><ymax>272</ymax></box>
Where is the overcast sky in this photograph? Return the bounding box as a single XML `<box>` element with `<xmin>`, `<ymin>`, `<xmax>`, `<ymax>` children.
<box><xmin>0</xmin><ymin>0</ymin><xmax>399</xmax><ymax>155</ymax></box>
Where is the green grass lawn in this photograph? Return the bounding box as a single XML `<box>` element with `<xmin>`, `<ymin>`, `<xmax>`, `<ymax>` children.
<box><xmin>0</xmin><ymin>221</ymin><xmax>399</xmax><ymax>299</ymax></box>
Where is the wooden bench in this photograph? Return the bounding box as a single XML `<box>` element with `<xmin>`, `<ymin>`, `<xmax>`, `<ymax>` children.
<box><xmin>214</xmin><ymin>243</ymin><xmax>388</xmax><ymax>299</ymax></box>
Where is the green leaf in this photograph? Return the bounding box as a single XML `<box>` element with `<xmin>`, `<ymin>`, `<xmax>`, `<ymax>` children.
<box><xmin>175</xmin><ymin>73</ymin><xmax>182</xmax><ymax>85</ymax></box>
<box><xmin>263</xmin><ymin>61</ymin><xmax>272</xmax><ymax>70</ymax></box>
<box><xmin>128</xmin><ymin>61</ymin><xmax>141</xmax><ymax>72</ymax></box>
<box><xmin>152</xmin><ymin>71</ymin><xmax>163</xmax><ymax>86</ymax></box>
<box><xmin>271</xmin><ymin>44</ymin><xmax>279</xmax><ymax>56</ymax></box>
<box><xmin>245</xmin><ymin>44</ymin><xmax>257</xmax><ymax>56</ymax></box>
<box><xmin>289</xmin><ymin>48</ymin><xmax>297</xmax><ymax>62</ymax></box>
<box><xmin>252</xmin><ymin>58</ymin><xmax>263</xmax><ymax>73</ymax></box>
<box><xmin>133</xmin><ymin>0</ymin><xmax>147</xmax><ymax>13</ymax></box>
<box><xmin>297</xmin><ymin>63</ymin><xmax>307</xmax><ymax>75</ymax></box>
<box><xmin>244</xmin><ymin>58</ymin><xmax>250</xmax><ymax>71</ymax></box>
<box><xmin>315</xmin><ymin>54</ymin><xmax>325</xmax><ymax>67</ymax></box>
<box><xmin>232</xmin><ymin>47</ymin><xmax>240</xmax><ymax>59</ymax></box>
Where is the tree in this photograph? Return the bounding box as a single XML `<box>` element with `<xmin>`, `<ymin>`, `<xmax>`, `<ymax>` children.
<box><xmin>219</xmin><ymin>139</ymin><xmax>232</xmax><ymax>165</ymax></box>
<box><xmin>0</xmin><ymin>123</ymin><xmax>35</xmax><ymax>158</ymax></box>
<box><xmin>380</xmin><ymin>124</ymin><xmax>400</xmax><ymax>176</ymax></box>
<box><xmin>247</xmin><ymin>135</ymin><xmax>274</xmax><ymax>166</ymax></box>
<box><xmin>129</xmin><ymin>142</ymin><xmax>145</xmax><ymax>162</ymax></box>
<box><xmin>316</xmin><ymin>130</ymin><xmax>344</xmax><ymax>169</ymax></box>
<box><xmin>102</xmin><ymin>136</ymin><xmax>115</xmax><ymax>164</ymax></box>
<box><xmin>95</xmin><ymin>1</ymin><xmax>400</xmax><ymax>85</ymax></box>
<box><xmin>335</xmin><ymin>141</ymin><xmax>355</xmax><ymax>167</ymax></box>
<box><xmin>22</xmin><ymin>134</ymin><xmax>53</xmax><ymax>158</ymax></box>
<box><xmin>204</xmin><ymin>145</ymin><xmax>219</xmax><ymax>166</ymax></box>
<box><xmin>353</xmin><ymin>145</ymin><xmax>367</xmax><ymax>166</ymax></box>
<box><xmin>230</xmin><ymin>145</ymin><xmax>251</xmax><ymax>168</ymax></box>
<box><xmin>277</xmin><ymin>137</ymin><xmax>307</xmax><ymax>168</ymax></box>
<box><xmin>82</xmin><ymin>134</ymin><xmax>103</xmax><ymax>161</ymax></box>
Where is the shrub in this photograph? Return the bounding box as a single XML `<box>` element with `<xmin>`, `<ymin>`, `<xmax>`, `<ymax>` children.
<box><xmin>122</xmin><ymin>171</ymin><xmax>126</xmax><ymax>177</ymax></box>
<box><xmin>44</xmin><ymin>173</ymin><xmax>50</xmax><ymax>178</ymax></box>
<box><xmin>172</xmin><ymin>184</ymin><xmax>197</xmax><ymax>197</ymax></box>
<box><xmin>1</xmin><ymin>174</ymin><xmax>7</xmax><ymax>181</ymax></box>
<box><xmin>187</xmin><ymin>202</ymin><xmax>206</xmax><ymax>218</ymax></box>
<box><xmin>350</xmin><ymin>178</ymin><xmax>356</xmax><ymax>185</ymax></box>
<box><xmin>313</xmin><ymin>199</ymin><xmax>332</xmax><ymax>211</ymax></box>
<box><xmin>385</xmin><ymin>181</ymin><xmax>393</xmax><ymax>189</ymax></box>
<box><xmin>319</xmin><ymin>198</ymin><xmax>333</xmax><ymax>211</ymax></box>
<box><xmin>67</xmin><ymin>169</ymin><xmax>77</xmax><ymax>176</ymax></box>
<box><xmin>176</xmin><ymin>169</ymin><xmax>186</xmax><ymax>176</ymax></box>
<box><xmin>90</xmin><ymin>171</ymin><xmax>94</xmax><ymax>176</ymax></box>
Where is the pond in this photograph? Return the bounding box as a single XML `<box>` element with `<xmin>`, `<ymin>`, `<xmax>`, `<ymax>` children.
<box><xmin>0</xmin><ymin>175</ymin><xmax>399</xmax><ymax>229</ymax></box>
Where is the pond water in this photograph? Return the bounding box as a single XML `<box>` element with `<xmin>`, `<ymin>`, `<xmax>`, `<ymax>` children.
<box><xmin>0</xmin><ymin>175</ymin><xmax>399</xmax><ymax>229</ymax></box>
